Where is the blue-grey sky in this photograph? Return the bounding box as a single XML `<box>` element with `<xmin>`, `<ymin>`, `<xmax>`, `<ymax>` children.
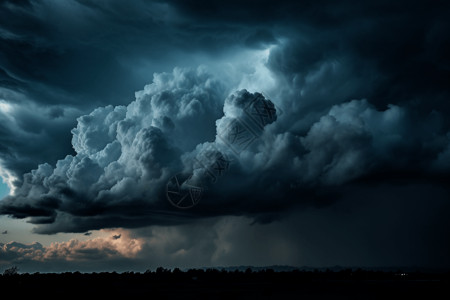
<box><xmin>1</xmin><ymin>0</ymin><xmax>450</xmax><ymax>272</ymax></box>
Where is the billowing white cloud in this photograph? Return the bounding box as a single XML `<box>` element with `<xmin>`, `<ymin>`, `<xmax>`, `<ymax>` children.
<box><xmin>0</xmin><ymin>67</ymin><xmax>229</xmax><ymax>232</ymax></box>
<box><xmin>1</xmin><ymin>63</ymin><xmax>449</xmax><ymax>234</ymax></box>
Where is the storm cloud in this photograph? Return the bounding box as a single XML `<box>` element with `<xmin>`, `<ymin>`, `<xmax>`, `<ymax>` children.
<box><xmin>1</xmin><ymin>0</ymin><xmax>450</xmax><ymax>269</ymax></box>
<box><xmin>1</xmin><ymin>66</ymin><xmax>449</xmax><ymax>233</ymax></box>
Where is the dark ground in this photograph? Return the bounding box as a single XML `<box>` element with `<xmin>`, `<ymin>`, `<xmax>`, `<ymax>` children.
<box><xmin>1</xmin><ymin>269</ymin><xmax>449</xmax><ymax>299</ymax></box>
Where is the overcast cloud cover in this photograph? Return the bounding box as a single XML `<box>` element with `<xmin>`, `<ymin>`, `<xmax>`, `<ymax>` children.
<box><xmin>1</xmin><ymin>0</ymin><xmax>450</xmax><ymax>271</ymax></box>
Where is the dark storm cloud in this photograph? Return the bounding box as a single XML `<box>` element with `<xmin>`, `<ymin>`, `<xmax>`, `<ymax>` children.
<box><xmin>0</xmin><ymin>100</ymin><xmax>79</xmax><ymax>178</ymax></box>
<box><xmin>1</xmin><ymin>69</ymin><xmax>449</xmax><ymax>234</ymax></box>
<box><xmin>0</xmin><ymin>0</ymin><xmax>270</xmax><ymax>107</ymax></box>
<box><xmin>0</xmin><ymin>0</ymin><xmax>165</xmax><ymax>106</ymax></box>
<box><xmin>0</xmin><ymin>0</ymin><xmax>279</xmax><ymax>180</ymax></box>
<box><xmin>2</xmin><ymin>188</ymin><xmax>450</xmax><ymax>273</ymax></box>
<box><xmin>0</xmin><ymin>0</ymin><xmax>449</xmax><ymax>236</ymax></box>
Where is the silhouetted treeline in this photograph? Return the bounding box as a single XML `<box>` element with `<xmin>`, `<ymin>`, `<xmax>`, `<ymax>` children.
<box><xmin>1</xmin><ymin>268</ymin><xmax>449</xmax><ymax>299</ymax></box>
<box><xmin>3</xmin><ymin>266</ymin><xmax>449</xmax><ymax>279</ymax></box>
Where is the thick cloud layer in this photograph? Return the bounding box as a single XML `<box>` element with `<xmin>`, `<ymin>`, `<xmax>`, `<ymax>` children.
<box><xmin>1</xmin><ymin>63</ymin><xmax>450</xmax><ymax>234</ymax></box>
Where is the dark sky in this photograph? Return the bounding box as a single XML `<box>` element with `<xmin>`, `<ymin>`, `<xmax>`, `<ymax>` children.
<box><xmin>1</xmin><ymin>0</ymin><xmax>450</xmax><ymax>272</ymax></box>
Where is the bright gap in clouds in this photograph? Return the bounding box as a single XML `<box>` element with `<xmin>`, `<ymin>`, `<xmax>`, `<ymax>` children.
<box><xmin>0</xmin><ymin>100</ymin><xmax>12</xmax><ymax>114</ymax></box>
<box><xmin>0</xmin><ymin>171</ymin><xmax>10</xmax><ymax>199</ymax></box>
<box><xmin>0</xmin><ymin>100</ymin><xmax>16</xmax><ymax>197</ymax></box>
<box><xmin>196</xmin><ymin>45</ymin><xmax>278</xmax><ymax>97</ymax></box>
<box><xmin>235</xmin><ymin>46</ymin><xmax>277</xmax><ymax>93</ymax></box>
<box><xmin>0</xmin><ymin>167</ymin><xmax>16</xmax><ymax>196</ymax></box>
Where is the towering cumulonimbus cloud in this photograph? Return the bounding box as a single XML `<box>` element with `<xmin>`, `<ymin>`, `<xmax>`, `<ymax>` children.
<box><xmin>0</xmin><ymin>67</ymin><xmax>229</xmax><ymax>233</ymax></box>
<box><xmin>1</xmin><ymin>60</ymin><xmax>449</xmax><ymax>234</ymax></box>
